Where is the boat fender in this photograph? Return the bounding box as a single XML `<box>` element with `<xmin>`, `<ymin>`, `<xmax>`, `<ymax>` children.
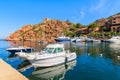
<box><xmin>65</xmin><ymin>57</ymin><xmax>68</xmax><ymax>63</ymax></box>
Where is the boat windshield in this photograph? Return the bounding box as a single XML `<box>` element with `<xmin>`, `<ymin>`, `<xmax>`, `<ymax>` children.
<box><xmin>43</xmin><ymin>48</ymin><xmax>54</xmax><ymax>54</ymax></box>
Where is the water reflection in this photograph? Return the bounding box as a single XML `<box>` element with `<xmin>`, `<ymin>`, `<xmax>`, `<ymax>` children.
<box><xmin>7</xmin><ymin>53</ymin><xmax>17</xmax><ymax>58</ymax></box>
<box><xmin>2</xmin><ymin>40</ymin><xmax>120</xmax><ymax>80</ymax></box>
<box><xmin>64</xmin><ymin>54</ymin><xmax>120</xmax><ymax>80</ymax></box>
<box><xmin>109</xmin><ymin>43</ymin><xmax>120</xmax><ymax>53</ymax></box>
<box><xmin>68</xmin><ymin>42</ymin><xmax>120</xmax><ymax>66</ymax></box>
<box><xmin>19</xmin><ymin>60</ymin><xmax>76</xmax><ymax>80</ymax></box>
<box><xmin>8</xmin><ymin>41</ymin><xmax>47</xmax><ymax>52</ymax></box>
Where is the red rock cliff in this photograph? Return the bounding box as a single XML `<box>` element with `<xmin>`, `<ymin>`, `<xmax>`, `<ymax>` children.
<box><xmin>6</xmin><ymin>18</ymin><xmax>72</xmax><ymax>42</ymax></box>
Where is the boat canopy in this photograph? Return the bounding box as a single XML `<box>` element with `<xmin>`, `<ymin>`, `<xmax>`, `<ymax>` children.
<box><xmin>46</xmin><ymin>44</ymin><xmax>64</xmax><ymax>48</ymax></box>
<box><xmin>43</xmin><ymin>44</ymin><xmax>64</xmax><ymax>54</ymax></box>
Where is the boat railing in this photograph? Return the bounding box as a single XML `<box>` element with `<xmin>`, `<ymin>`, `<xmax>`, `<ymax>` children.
<box><xmin>65</xmin><ymin>50</ymin><xmax>70</xmax><ymax>54</ymax></box>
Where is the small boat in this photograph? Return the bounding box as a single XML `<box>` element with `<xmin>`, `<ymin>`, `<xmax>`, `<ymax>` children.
<box><xmin>71</xmin><ymin>37</ymin><xmax>82</xmax><ymax>42</ymax></box>
<box><xmin>101</xmin><ymin>39</ymin><xmax>110</xmax><ymax>43</ymax></box>
<box><xmin>6</xmin><ymin>46</ymin><xmax>34</xmax><ymax>54</ymax></box>
<box><xmin>108</xmin><ymin>36</ymin><xmax>120</xmax><ymax>43</ymax></box>
<box><xmin>16</xmin><ymin>43</ymin><xmax>76</xmax><ymax>67</ymax></box>
<box><xmin>85</xmin><ymin>37</ymin><xmax>101</xmax><ymax>43</ymax></box>
<box><xmin>55</xmin><ymin>36</ymin><xmax>71</xmax><ymax>42</ymax></box>
<box><xmin>85</xmin><ymin>37</ymin><xmax>93</xmax><ymax>42</ymax></box>
<box><xmin>92</xmin><ymin>39</ymin><xmax>101</xmax><ymax>43</ymax></box>
<box><xmin>55</xmin><ymin>33</ymin><xmax>71</xmax><ymax>42</ymax></box>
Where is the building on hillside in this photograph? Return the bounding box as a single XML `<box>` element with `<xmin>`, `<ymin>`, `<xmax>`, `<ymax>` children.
<box><xmin>106</xmin><ymin>14</ymin><xmax>120</xmax><ymax>32</ymax></box>
<box><xmin>95</xmin><ymin>18</ymin><xmax>108</xmax><ymax>26</ymax></box>
<box><xmin>75</xmin><ymin>14</ymin><xmax>120</xmax><ymax>37</ymax></box>
<box><xmin>76</xmin><ymin>28</ymin><xmax>88</xmax><ymax>35</ymax></box>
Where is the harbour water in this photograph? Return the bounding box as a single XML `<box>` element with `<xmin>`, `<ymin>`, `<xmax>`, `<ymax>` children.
<box><xmin>0</xmin><ymin>40</ymin><xmax>120</xmax><ymax>80</ymax></box>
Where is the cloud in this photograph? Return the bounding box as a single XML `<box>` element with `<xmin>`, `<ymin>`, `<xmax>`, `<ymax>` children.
<box><xmin>90</xmin><ymin>0</ymin><xmax>107</xmax><ymax>13</ymax></box>
<box><xmin>107</xmin><ymin>0</ymin><xmax>120</xmax><ymax>15</ymax></box>
<box><xmin>90</xmin><ymin>0</ymin><xmax>120</xmax><ymax>16</ymax></box>
<box><xmin>94</xmin><ymin>0</ymin><xmax>105</xmax><ymax>10</ymax></box>
<box><xmin>71</xmin><ymin>10</ymin><xmax>85</xmax><ymax>23</ymax></box>
<box><xmin>80</xmin><ymin>11</ymin><xmax>85</xmax><ymax>18</ymax></box>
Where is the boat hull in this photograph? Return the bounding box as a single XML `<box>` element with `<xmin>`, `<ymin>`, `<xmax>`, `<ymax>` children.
<box><xmin>7</xmin><ymin>48</ymin><xmax>33</xmax><ymax>54</ymax></box>
<box><xmin>30</xmin><ymin>56</ymin><xmax>65</xmax><ymax>67</ymax></box>
<box><xmin>108</xmin><ymin>36</ymin><xmax>120</xmax><ymax>43</ymax></box>
<box><xmin>109</xmin><ymin>39</ymin><xmax>120</xmax><ymax>43</ymax></box>
<box><xmin>55</xmin><ymin>39</ymin><xmax>71</xmax><ymax>42</ymax></box>
<box><xmin>27</xmin><ymin>53</ymin><xmax>76</xmax><ymax>67</ymax></box>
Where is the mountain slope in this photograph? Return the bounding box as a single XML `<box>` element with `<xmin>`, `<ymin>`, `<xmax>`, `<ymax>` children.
<box><xmin>6</xmin><ymin>18</ymin><xmax>73</xmax><ymax>42</ymax></box>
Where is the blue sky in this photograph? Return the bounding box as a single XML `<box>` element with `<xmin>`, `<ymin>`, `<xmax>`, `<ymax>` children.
<box><xmin>0</xmin><ymin>0</ymin><xmax>120</xmax><ymax>38</ymax></box>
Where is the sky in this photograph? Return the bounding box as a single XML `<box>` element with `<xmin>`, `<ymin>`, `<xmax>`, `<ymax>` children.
<box><xmin>0</xmin><ymin>0</ymin><xmax>120</xmax><ymax>38</ymax></box>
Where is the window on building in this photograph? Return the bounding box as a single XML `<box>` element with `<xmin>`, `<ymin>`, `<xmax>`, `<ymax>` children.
<box><xmin>113</xmin><ymin>28</ymin><xmax>115</xmax><ymax>31</ymax></box>
<box><xmin>113</xmin><ymin>21</ymin><xmax>116</xmax><ymax>23</ymax></box>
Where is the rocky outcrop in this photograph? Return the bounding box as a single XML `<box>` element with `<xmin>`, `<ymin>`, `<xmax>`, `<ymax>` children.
<box><xmin>95</xmin><ymin>18</ymin><xmax>108</xmax><ymax>26</ymax></box>
<box><xmin>6</xmin><ymin>18</ymin><xmax>73</xmax><ymax>42</ymax></box>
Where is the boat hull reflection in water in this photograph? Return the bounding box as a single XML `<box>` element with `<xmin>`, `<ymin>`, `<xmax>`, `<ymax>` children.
<box><xmin>31</xmin><ymin>60</ymin><xmax>76</xmax><ymax>80</ymax></box>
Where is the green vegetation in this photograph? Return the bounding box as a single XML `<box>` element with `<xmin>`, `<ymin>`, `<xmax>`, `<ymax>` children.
<box><xmin>88</xmin><ymin>23</ymin><xmax>99</xmax><ymax>31</ymax></box>
<box><xmin>66</xmin><ymin>22</ymin><xmax>86</xmax><ymax>37</ymax></box>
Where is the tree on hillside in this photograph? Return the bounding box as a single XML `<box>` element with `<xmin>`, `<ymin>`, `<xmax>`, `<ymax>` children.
<box><xmin>76</xmin><ymin>23</ymin><xmax>83</xmax><ymax>28</ymax></box>
<box><xmin>111</xmin><ymin>31</ymin><xmax>117</xmax><ymax>36</ymax></box>
<box><xmin>89</xmin><ymin>23</ymin><xmax>99</xmax><ymax>28</ymax></box>
<box><xmin>88</xmin><ymin>23</ymin><xmax>99</xmax><ymax>31</ymax></box>
<box><xmin>67</xmin><ymin>31</ymin><xmax>76</xmax><ymax>37</ymax></box>
<box><xmin>63</xmin><ymin>27</ymin><xmax>68</xmax><ymax>36</ymax></box>
<box><xmin>100</xmin><ymin>26</ymin><xmax>110</xmax><ymax>32</ymax></box>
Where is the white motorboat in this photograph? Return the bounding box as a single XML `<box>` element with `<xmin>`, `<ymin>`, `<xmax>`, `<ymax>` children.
<box><xmin>71</xmin><ymin>37</ymin><xmax>82</xmax><ymax>42</ymax></box>
<box><xmin>108</xmin><ymin>36</ymin><xmax>120</xmax><ymax>43</ymax></box>
<box><xmin>16</xmin><ymin>43</ymin><xmax>76</xmax><ymax>67</ymax></box>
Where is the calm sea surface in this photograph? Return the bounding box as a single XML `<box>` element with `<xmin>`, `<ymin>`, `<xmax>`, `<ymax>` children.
<box><xmin>0</xmin><ymin>40</ymin><xmax>120</xmax><ymax>80</ymax></box>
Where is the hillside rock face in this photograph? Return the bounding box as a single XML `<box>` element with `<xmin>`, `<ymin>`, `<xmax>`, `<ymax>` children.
<box><xmin>6</xmin><ymin>18</ymin><xmax>71</xmax><ymax>42</ymax></box>
<box><xmin>95</xmin><ymin>18</ymin><xmax>108</xmax><ymax>26</ymax></box>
